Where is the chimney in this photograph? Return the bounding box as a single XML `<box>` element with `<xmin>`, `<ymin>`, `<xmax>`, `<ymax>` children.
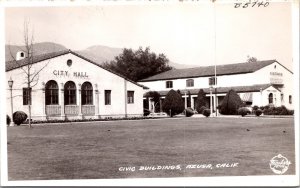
<box><xmin>16</xmin><ymin>51</ymin><xmax>26</xmax><ymax>61</ymax></box>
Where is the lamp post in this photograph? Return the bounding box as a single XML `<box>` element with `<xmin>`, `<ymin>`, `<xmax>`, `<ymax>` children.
<box><xmin>8</xmin><ymin>77</ymin><xmax>14</xmax><ymax>126</ymax></box>
<box><xmin>209</xmin><ymin>86</ymin><xmax>213</xmax><ymax>115</ymax></box>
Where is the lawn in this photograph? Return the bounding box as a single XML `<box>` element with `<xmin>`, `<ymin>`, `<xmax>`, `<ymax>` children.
<box><xmin>7</xmin><ymin>117</ymin><xmax>295</xmax><ymax>180</ymax></box>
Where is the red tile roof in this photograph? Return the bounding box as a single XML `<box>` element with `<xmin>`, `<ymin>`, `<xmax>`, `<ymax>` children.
<box><xmin>139</xmin><ymin>60</ymin><xmax>292</xmax><ymax>82</ymax></box>
<box><xmin>5</xmin><ymin>50</ymin><xmax>148</xmax><ymax>89</ymax></box>
<box><xmin>147</xmin><ymin>84</ymin><xmax>279</xmax><ymax>97</ymax></box>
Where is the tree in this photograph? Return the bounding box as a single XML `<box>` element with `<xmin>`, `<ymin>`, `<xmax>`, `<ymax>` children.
<box><xmin>103</xmin><ymin>47</ymin><xmax>172</xmax><ymax>81</ymax></box>
<box><xmin>144</xmin><ymin>91</ymin><xmax>161</xmax><ymax>112</ymax></box>
<box><xmin>195</xmin><ymin>89</ymin><xmax>209</xmax><ymax>113</ymax></box>
<box><xmin>218</xmin><ymin>89</ymin><xmax>243</xmax><ymax>115</ymax></box>
<box><xmin>247</xmin><ymin>55</ymin><xmax>258</xmax><ymax>63</ymax></box>
<box><xmin>8</xmin><ymin>20</ymin><xmax>50</xmax><ymax>128</ymax></box>
<box><xmin>162</xmin><ymin>89</ymin><xmax>184</xmax><ymax>117</ymax></box>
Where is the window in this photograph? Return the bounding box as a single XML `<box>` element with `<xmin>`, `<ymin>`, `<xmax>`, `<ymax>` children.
<box><xmin>281</xmin><ymin>93</ymin><xmax>284</xmax><ymax>103</ymax></box>
<box><xmin>105</xmin><ymin>90</ymin><xmax>111</xmax><ymax>105</ymax></box>
<box><xmin>67</xmin><ymin>59</ymin><xmax>72</xmax><ymax>67</ymax></box>
<box><xmin>289</xmin><ymin>95</ymin><xmax>292</xmax><ymax>104</ymax></box>
<box><xmin>20</xmin><ymin>52</ymin><xmax>24</xmax><ymax>57</ymax></box>
<box><xmin>45</xmin><ymin>80</ymin><xmax>59</xmax><ymax>105</ymax></box>
<box><xmin>82</xmin><ymin>82</ymin><xmax>93</xmax><ymax>105</ymax></box>
<box><xmin>23</xmin><ymin>88</ymin><xmax>32</xmax><ymax>105</ymax></box>
<box><xmin>64</xmin><ymin>81</ymin><xmax>76</xmax><ymax>105</ymax></box>
<box><xmin>186</xmin><ymin>79</ymin><xmax>194</xmax><ymax>87</ymax></box>
<box><xmin>166</xmin><ymin>81</ymin><xmax>173</xmax><ymax>88</ymax></box>
<box><xmin>268</xmin><ymin>93</ymin><xmax>273</xmax><ymax>104</ymax></box>
<box><xmin>127</xmin><ymin>91</ymin><xmax>134</xmax><ymax>104</ymax></box>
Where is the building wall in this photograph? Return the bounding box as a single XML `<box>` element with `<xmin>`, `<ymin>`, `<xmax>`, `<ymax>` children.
<box><xmin>138</xmin><ymin>61</ymin><xmax>294</xmax><ymax>109</ymax></box>
<box><xmin>6</xmin><ymin>53</ymin><xmax>144</xmax><ymax>120</ymax></box>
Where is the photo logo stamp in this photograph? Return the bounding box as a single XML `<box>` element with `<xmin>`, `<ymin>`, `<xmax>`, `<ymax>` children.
<box><xmin>269</xmin><ymin>154</ymin><xmax>291</xmax><ymax>175</ymax></box>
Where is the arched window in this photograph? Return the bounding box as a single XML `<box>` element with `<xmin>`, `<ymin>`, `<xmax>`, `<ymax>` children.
<box><xmin>45</xmin><ymin>80</ymin><xmax>59</xmax><ymax>105</ymax></box>
<box><xmin>186</xmin><ymin>79</ymin><xmax>194</xmax><ymax>87</ymax></box>
<box><xmin>82</xmin><ymin>82</ymin><xmax>93</xmax><ymax>105</ymax></box>
<box><xmin>268</xmin><ymin>93</ymin><xmax>273</xmax><ymax>104</ymax></box>
<box><xmin>64</xmin><ymin>81</ymin><xmax>76</xmax><ymax>105</ymax></box>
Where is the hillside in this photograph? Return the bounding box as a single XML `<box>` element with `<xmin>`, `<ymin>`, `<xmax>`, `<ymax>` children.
<box><xmin>5</xmin><ymin>42</ymin><xmax>196</xmax><ymax>69</ymax></box>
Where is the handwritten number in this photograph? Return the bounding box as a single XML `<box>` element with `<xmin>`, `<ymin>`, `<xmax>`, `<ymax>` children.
<box><xmin>234</xmin><ymin>3</ymin><xmax>242</xmax><ymax>8</ymax></box>
<box><xmin>242</xmin><ymin>3</ymin><xmax>249</xmax><ymax>8</ymax></box>
<box><xmin>264</xmin><ymin>2</ymin><xmax>269</xmax><ymax>7</ymax></box>
<box><xmin>252</xmin><ymin>1</ymin><xmax>257</xmax><ymax>7</ymax></box>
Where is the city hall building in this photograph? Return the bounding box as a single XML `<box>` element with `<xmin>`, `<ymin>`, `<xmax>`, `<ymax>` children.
<box><xmin>6</xmin><ymin>50</ymin><xmax>146</xmax><ymax>121</ymax></box>
<box><xmin>138</xmin><ymin>60</ymin><xmax>294</xmax><ymax>112</ymax></box>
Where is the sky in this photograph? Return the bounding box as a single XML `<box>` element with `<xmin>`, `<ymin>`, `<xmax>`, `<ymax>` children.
<box><xmin>4</xmin><ymin>1</ymin><xmax>294</xmax><ymax>70</ymax></box>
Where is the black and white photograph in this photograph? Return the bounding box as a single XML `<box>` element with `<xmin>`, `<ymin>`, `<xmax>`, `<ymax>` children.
<box><xmin>1</xmin><ymin>0</ymin><xmax>299</xmax><ymax>186</ymax></box>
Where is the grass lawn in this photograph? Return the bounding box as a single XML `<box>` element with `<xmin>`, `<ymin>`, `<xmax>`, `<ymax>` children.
<box><xmin>7</xmin><ymin>117</ymin><xmax>295</xmax><ymax>180</ymax></box>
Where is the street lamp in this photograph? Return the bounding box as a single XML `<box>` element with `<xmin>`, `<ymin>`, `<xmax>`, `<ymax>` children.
<box><xmin>209</xmin><ymin>86</ymin><xmax>213</xmax><ymax>115</ymax></box>
<box><xmin>8</xmin><ymin>77</ymin><xmax>14</xmax><ymax>126</ymax></box>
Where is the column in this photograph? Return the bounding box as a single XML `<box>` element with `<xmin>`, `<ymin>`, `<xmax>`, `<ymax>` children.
<box><xmin>148</xmin><ymin>98</ymin><xmax>151</xmax><ymax>112</ymax></box>
<box><xmin>41</xmin><ymin>82</ymin><xmax>47</xmax><ymax>120</ymax></box>
<box><xmin>191</xmin><ymin>97</ymin><xmax>195</xmax><ymax>110</ymax></box>
<box><xmin>159</xmin><ymin>98</ymin><xmax>162</xmax><ymax>112</ymax></box>
<box><xmin>184</xmin><ymin>93</ymin><xmax>187</xmax><ymax>109</ymax></box>
<box><xmin>94</xmin><ymin>84</ymin><xmax>100</xmax><ymax>119</ymax></box>
<box><xmin>78</xmin><ymin>83</ymin><xmax>83</xmax><ymax>119</ymax></box>
<box><xmin>60</xmin><ymin>83</ymin><xmax>65</xmax><ymax>120</ymax></box>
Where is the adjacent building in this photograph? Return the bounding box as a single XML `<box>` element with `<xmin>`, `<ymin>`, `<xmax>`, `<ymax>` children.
<box><xmin>138</xmin><ymin>60</ymin><xmax>294</xmax><ymax>112</ymax></box>
<box><xmin>6</xmin><ymin>50</ymin><xmax>146</xmax><ymax>121</ymax></box>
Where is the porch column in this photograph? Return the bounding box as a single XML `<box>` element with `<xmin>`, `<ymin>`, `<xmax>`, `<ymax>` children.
<box><xmin>78</xmin><ymin>83</ymin><xmax>83</xmax><ymax>119</ymax></box>
<box><xmin>41</xmin><ymin>82</ymin><xmax>46</xmax><ymax>120</ymax></box>
<box><xmin>191</xmin><ymin>97</ymin><xmax>195</xmax><ymax>110</ymax></box>
<box><xmin>159</xmin><ymin>98</ymin><xmax>162</xmax><ymax>112</ymax></box>
<box><xmin>60</xmin><ymin>83</ymin><xmax>65</xmax><ymax>120</ymax></box>
<box><xmin>184</xmin><ymin>92</ymin><xmax>187</xmax><ymax>109</ymax></box>
<box><xmin>95</xmin><ymin>84</ymin><xmax>100</xmax><ymax>118</ymax></box>
<box><xmin>148</xmin><ymin>98</ymin><xmax>152</xmax><ymax>112</ymax></box>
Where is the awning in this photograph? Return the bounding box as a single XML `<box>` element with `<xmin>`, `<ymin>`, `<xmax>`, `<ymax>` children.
<box><xmin>241</xmin><ymin>93</ymin><xmax>253</xmax><ymax>102</ymax></box>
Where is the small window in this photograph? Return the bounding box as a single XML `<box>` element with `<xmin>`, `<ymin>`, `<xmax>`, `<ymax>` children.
<box><xmin>268</xmin><ymin>93</ymin><xmax>273</xmax><ymax>104</ymax></box>
<box><xmin>274</xmin><ymin>65</ymin><xmax>276</xmax><ymax>69</ymax></box>
<box><xmin>186</xmin><ymin>79</ymin><xmax>194</xmax><ymax>87</ymax></box>
<box><xmin>289</xmin><ymin>95</ymin><xmax>292</xmax><ymax>104</ymax></box>
<box><xmin>281</xmin><ymin>93</ymin><xmax>284</xmax><ymax>103</ymax></box>
<box><xmin>23</xmin><ymin>88</ymin><xmax>32</xmax><ymax>105</ymax></box>
<box><xmin>105</xmin><ymin>90</ymin><xmax>111</xmax><ymax>105</ymax></box>
<box><xmin>166</xmin><ymin>81</ymin><xmax>173</xmax><ymax>88</ymax></box>
<box><xmin>127</xmin><ymin>91</ymin><xmax>134</xmax><ymax>104</ymax></box>
<box><xmin>20</xmin><ymin>52</ymin><xmax>24</xmax><ymax>57</ymax></box>
<box><xmin>67</xmin><ymin>59</ymin><xmax>72</xmax><ymax>67</ymax></box>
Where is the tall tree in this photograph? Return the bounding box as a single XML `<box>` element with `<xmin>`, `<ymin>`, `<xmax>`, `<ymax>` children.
<box><xmin>218</xmin><ymin>89</ymin><xmax>243</xmax><ymax>115</ymax></box>
<box><xmin>247</xmin><ymin>55</ymin><xmax>258</xmax><ymax>63</ymax></box>
<box><xmin>162</xmin><ymin>89</ymin><xmax>184</xmax><ymax>117</ymax></box>
<box><xmin>103</xmin><ymin>47</ymin><xmax>172</xmax><ymax>81</ymax></box>
<box><xmin>8</xmin><ymin>20</ymin><xmax>50</xmax><ymax>128</ymax></box>
<box><xmin>195</xmin><ymin>89</ymin><xmax>209</xmax><ymax>113</ymax></box>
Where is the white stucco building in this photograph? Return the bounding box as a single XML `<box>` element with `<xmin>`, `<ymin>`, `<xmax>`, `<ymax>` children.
<box><xmin>6</xmin><ymin>50</ymin><xmax>146</xmax><ymax>121</ymax></box>
<box><xmin>138</xmin><ymin>60</ymin><xmax>294</xmax><ymax>112</ymax></box>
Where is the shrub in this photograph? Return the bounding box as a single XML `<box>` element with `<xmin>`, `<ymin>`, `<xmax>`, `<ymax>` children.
<box><xmin>262</xmin><ymin>105</ymin><xmax>292</xmax><ymax>115</ymax></box>
<box><xmin>185</xmin><ymin>107</ymin><xmax>194</xmax><ymax>117</ymax></box>
<box><xmin>195</xmin><ymin>89</ymin><xmax>209</xmax><ymax>113</ymax></box>
<box><xmin>13</xmin><ymin>111</ymin><xmax>28</xmax><ymax>126</ymax></box>
<box><xmin>288</xmin><ymin>110</ymin><xmax>294</xmax><ymax>115</ymax></box>
<box><xmin>252</xmin><ymin>105</ymin><xmax>259</xmax><ymax>111</ymax></box>
<box><xmin>162</xmin><ymin>89</ymin><xmax>184</xmax><ymax>117</ymax></box>
<box><xmin>238</xmin><ymin>107</ymin><xmax>250</xmax><ymax>117</ymax></box>
<box><xmin>7</xmin><ymin>115</ymin><xmax>11</xmax><ymax>126</ymax></box>
<box><xmin>144</xmin><ymin>108</ymin><xmax>150</xmax><ymax>116</ymax></box>
<box><xmin>219</xmin><ymin>89</ymin><xmax>243</xmax><ymax>115</ymax></box>
<box><xmin>255</xmin><ymin>109</ymin><xmax>263</xmax><ymax>116</ymax></box>
<box><xmin>203</xmin><ymin>109</ymin><xmax>211</xmax><ymax>117</ymax></box>
<box><xmin>198</xmin><ymin>106</ymin><xmax>208</xmax><ymax>114</ymax></box>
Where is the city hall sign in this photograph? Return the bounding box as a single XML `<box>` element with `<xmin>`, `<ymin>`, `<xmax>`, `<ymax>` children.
<box><xmin>53</xmin><ymin>70</ymin><xmax>89</xmax><ymax>79</ymax></box>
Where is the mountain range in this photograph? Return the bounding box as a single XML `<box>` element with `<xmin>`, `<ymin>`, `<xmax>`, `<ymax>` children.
<box><xmin>5</xmin><ymin>42</ymin><xmax>196</xmax><ymax>69</ymax></box>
